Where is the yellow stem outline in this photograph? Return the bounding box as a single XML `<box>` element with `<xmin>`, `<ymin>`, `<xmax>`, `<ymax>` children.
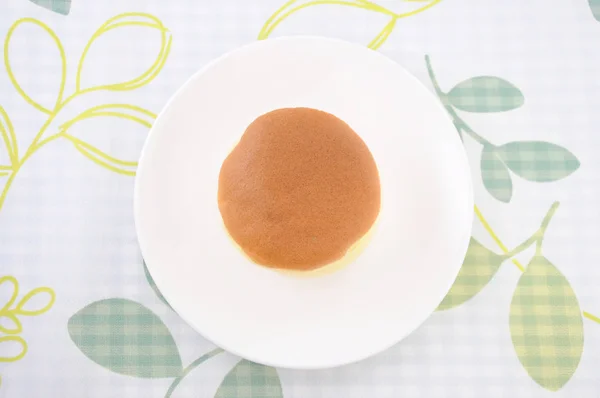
<box><xmin>0</xmin><ymin>107</ymin><xmax>18</xmax><ymax>165</ymax></box>
<box><xmin>583</xmin><ymin>311</ymin><xmax>600</xmax><ymax>324</ymax></box>
<box><xmin>474</xmin><ymin>205</ymin><xmax>526</xmax><ymax>272</ymax></box>
<box><xmin>368</xmin><ymin>18</ymin><xmax>397</xmax><ymax>50</ymax></box>
<box><xmin>0</xmin><ymin>276</ymin><xmax>19</xmax><ymax>311</ymax></box>
<box><xmin>258</xmin><ymin>0</ymin><xmax>441</xmax><ymax>46</ymax></box>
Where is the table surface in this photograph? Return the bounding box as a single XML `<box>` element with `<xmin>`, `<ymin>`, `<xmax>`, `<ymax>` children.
<box><xmin>1</xmin><ymin>0</ymin><xmax>600</xmax><ymax>397</ymax></box>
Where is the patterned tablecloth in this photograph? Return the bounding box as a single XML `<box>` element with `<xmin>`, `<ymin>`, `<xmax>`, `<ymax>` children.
<box><xmin>1</xmin><ymin>0</ymin><xmax>600</xmax><ymax>397</ymax></box>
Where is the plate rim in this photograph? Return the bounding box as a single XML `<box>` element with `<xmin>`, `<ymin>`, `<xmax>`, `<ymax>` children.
<box><xmin>134</xmin><ymin>35</ymin><xmax>474</xmax><ymax>370</ymax></box>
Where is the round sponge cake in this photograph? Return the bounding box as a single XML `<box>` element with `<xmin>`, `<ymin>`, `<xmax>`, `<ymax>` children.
<box><xmin>218</xmin><ymin>107</ymin><xmax>381</xmax><ymax>271</ymax></box>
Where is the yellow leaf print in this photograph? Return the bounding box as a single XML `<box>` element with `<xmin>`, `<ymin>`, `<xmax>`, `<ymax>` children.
<box><xmin>258</xmin><ymin>0</ymin><xmax>441</xmax><ymax>50</ymax></box>
<box><xmin>0</xmin><ymin>12</ymin><xmax>172</xmax><ymax>386</ymax></box>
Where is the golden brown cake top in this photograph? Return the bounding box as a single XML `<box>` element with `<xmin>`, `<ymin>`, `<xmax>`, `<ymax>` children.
<box><xmin>218</xmin><ymin>107</ymin><xmax>381</xmax><ymax>271</ymax></box>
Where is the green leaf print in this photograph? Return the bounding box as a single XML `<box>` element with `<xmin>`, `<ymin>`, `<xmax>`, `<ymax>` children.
<box><xmin>497</xmin><ymin>141</ymin><xmax>580</xmax><ymax>182</ymax></box>
<box><xmin>437</xmin><ymin>238</ymin><xmax>504</xmax><ymax>311</ymax></box>
<box><xmin>589</xmin><ymin>0</ymin><xmax>600</xmax><ymax>21</ymax></box>
<box><xmin>447</xmin><ymin>76</ymin><xmax>524</xmax><ymax>113</ymax></box>
<box><xmin>480</xmin><ymin>146</ymin><xmax>513</xmax><ymax>203</ymax></box>
<box><xmin>28</xmin><ymin>0</ymin><xmax>72</xmax><ymax>15</ymax></box>
<box><xmin>509</xmin><ymin>256</ymin><xmax>583</xmax><ymax>391</ymax></box>
<box><xmin>67</xmin><ymin>298</ymin><xmax>182</xmax><ymax>378</ymax></box>
<box><xmin>143</xmin><ymin>260</ymin><xmax>172</xmax><ymax>309</ymax></box>
<box><xmin>214</xmin><ymin>359</ymin><xmax>283</xmax><ymax>398</ymax></box>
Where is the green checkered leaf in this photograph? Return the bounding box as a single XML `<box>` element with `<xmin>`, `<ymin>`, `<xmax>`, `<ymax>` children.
<box><xmin>215</xmin><ymin>359</ymin><xmax>283</xmax><ymax>398</ymax></box>
<box><xmin>480</xmin><ymin>146</ymin><xmax>513</xmax><ymax>203</ymax></box>
<box><xmin>510</xmin><ymin>256</ymin><xmax>583</xmax><ymax>391</ymax></box>
<box><xmin>143</xmin><ymin>260</ymin><xmax>172</xmax><ymax>309</ymax></box>
<box><xmin>447</xmin><ymin>76</ymin><xmax>524</xmax><ymax>113</ymax></box>
<box><xmin>497</xmin><ymin>141</ymin><xmax>580</xmax><ymax>182</ymax></box>
<box><xmin>28</xmin><ymin>0</ymin><xmax>72</xmax><ymax>15</ymax></box>
<box><xmin>589</xmin><ymin>0</ymin><xmax>600</xmax><ymax>21</ymax></box>
<box><xmin>437</xmin><ymin>238</ymin><xmax>504</xmax><ymax>311</ymax></box>
<box><xmin>67</xmin><ymin>298</ymin><xmax>182</xmax><ymax>378</ymax></box>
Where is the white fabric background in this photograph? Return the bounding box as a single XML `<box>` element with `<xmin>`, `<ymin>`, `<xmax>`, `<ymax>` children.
<box><xmin>1</xmin><ymin>0</ymin><xmax>599</xmax><ymax>396</ymax></box>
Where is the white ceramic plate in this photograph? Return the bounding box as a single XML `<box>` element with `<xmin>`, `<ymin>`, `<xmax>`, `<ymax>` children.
<box><xmin>135</xmin><ymin>37</ymin><xmax>473</xmax><ymax>370</ymax></box>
